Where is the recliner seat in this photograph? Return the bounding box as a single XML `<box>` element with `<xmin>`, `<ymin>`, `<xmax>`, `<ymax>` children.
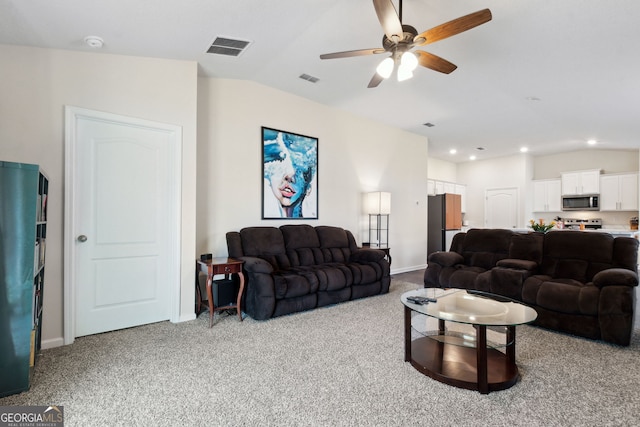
<box><xmin>425</xmin><ymin>228</ymin><xmax>638</xmax><ymax>346</ymax></box>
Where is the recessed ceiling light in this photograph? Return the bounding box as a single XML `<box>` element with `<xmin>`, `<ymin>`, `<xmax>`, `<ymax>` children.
<box><xmin>526</xmin><ymin>96</ymin><xmax>541</xmax><ymax>101</ymax></box>
<box><xmin>449</xmin><ymin>149</ymin><xmax>457</xmax><ymax>155</ymax></box>
<box><xmin>520</xmin><ymin>147</ymin><xmax>528</xmax><ymax>153</ymax></box>
<box><xmin>587</xmin><ymin>139</ymin><xmax>597</xmax><ymax>145</ymax></box>
<box><xmin>469</xmin><ymin>155</ymin><xmax>477</xmax><ymax>161</ymax></box>
<box><xmin>476</xmin><ymin>147</ymin><xmax>485</xmax><ymax>151</ymax></box>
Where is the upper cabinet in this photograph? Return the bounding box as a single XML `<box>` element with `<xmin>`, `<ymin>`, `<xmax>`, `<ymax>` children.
<box><xmin>533</xmin><ymin>179</ymin><xmax>562</xmax><ymax>212</ymax></box>
<box><xmin>427</xmin><ymin>179</ymin><xmax>466</xmax><ymax>213</ymax></box>
<box><xmin>561</xmin><ymin>169</ymin><xmax>601</xmax><ymax>195</ymax></box>
<box><xmin>600</xmin><ymin>173</ymin><xmax>639</xmax><ymax>211</ymax></box>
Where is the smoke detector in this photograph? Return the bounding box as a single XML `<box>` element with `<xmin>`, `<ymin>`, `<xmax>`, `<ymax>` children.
<box><xmin>84</xmin><ymin>36</ymin><xmax>104</xmax><ymax>49</ymax></box>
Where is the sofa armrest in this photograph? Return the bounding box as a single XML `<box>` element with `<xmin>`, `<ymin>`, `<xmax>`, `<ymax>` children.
<box><xmin>496</xmin><ymin>258</ymin><xmax>538</xmax><ymax>272</ymax></box>
<box><xmin>427</xmin><ymin>251</ymin><xmax>464</xmax><ymax>267</ymax></box>
<box><xmin>350</xmin><ymin>248</ymin><xmax>385</xmax><ymax>263</ymax></box>
<box><xmin>593</xmin><ymin>268</ymin><xmax>639</xmax><ymax>288</ymax></box>
<box><xmin>237</xmin><ymin>256</ymin><xmax>274</xmax><ymax>274</ymax></box>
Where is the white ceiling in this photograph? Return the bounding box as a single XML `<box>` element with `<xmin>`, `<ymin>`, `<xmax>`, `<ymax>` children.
<box><xmin>2</xmin><ymin>0</ymin><xmax>640</xmax><ymax>162</ymax></box>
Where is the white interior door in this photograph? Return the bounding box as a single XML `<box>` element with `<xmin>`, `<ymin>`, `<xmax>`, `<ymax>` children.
<box><xmin>485</xmin><ymin>187</ymin><xmax>518</xmax><ymax>228</ymax></box>
<box><xmin>65</xmin><ymin>107</ymin><xmax>181</xmax><ymax>339</ymax></box>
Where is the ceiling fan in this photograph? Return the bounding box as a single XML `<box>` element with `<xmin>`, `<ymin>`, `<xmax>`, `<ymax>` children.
<box><xmin>319</xmin><ymin>0</ymin><xmax>492</xmax><ymax>88</ymax></box>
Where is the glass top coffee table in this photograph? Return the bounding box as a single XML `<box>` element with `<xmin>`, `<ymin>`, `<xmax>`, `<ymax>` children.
<box><xmin>401</xmin><ymin>288</ymin><xmax>537</xmax><ymax>394</ymax></box>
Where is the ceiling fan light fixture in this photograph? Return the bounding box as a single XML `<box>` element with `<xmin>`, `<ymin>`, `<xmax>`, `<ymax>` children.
<box><xmin>376</xmin><ymin>57</ymin><xmax>394</xmax><ymax>79</ymax></box>
<box><xmin>397</xmin><ymin>63</ymin><xmax>413</xmax><ymax>82</ymax></box>
<box><xmin>400</xmin><ymin>51</ymin><xmax>418</xmax><ymax>71</ymax></box>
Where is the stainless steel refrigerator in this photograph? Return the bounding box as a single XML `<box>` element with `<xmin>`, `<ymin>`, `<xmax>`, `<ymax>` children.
<box><xmin>427</xmin><ymin>193</ymin><xmax>462</xmax><ymax>256</ymax></box>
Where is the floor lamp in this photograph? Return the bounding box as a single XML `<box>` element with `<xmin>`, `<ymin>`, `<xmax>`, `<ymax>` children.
<box><xmin>366</xmin><ymin>192</ymin><xmax>390</xmax><ymax>248</ymax></box>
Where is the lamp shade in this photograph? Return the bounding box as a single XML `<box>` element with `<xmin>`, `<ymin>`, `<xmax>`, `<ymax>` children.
<box><xmin>400</xmin><ymin>51</ymin><xmax>418</xmax><ymax>71</ymax></box>
<box><xmin>376</xmin><ymin>57</ymin><xmax>394</xmax><ymax>79</ymax></box>
<box><xmin>366</xmin><ymin>192</ymin><xmax>391</xmax><ymax>215</ymax></box>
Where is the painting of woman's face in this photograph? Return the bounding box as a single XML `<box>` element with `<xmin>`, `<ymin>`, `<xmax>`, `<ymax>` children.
<box><xmin>262</xmin><ymin>127</ymin><xmax>318</xmax><ymax>219</ymax></box>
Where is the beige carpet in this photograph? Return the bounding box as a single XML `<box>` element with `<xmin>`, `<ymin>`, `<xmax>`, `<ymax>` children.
<box><xmin>1</xmin><ymin>279</ymin><xmax>639</xmax><ymax>426</ymax></box>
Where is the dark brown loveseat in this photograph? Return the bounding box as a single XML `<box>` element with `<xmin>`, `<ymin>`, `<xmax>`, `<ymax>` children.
<box><xmin>226</xmin><ymin>225</ymin><xmax>390</xmax><ymax>320</ymax></box>
<box><xmin>424</xmin><ymin>228</ymin><xmax>639</xmax><ymax>346</ymax></box>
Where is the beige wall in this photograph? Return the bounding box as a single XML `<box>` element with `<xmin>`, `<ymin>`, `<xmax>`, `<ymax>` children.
<box><xmin>0</xmin><ymin>45</ymin><xmax>198</xmax><ymax>347</ymax></box>
<box><xmin>534</xmin><ymin>149</ymin><xmax>639</xmax><ymax>179</ymax></box>
<box><xmin>197</xmin><ymin>78</ymin><xmax>429</xmax><ymax>272</ymax></box>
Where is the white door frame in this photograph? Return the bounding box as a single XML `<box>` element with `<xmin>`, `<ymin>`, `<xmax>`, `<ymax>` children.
<box><xmin>484</xmin><ymin>187</ymin><xmax>519</xmax><ymax>228</ymax></box>
<box><xmin>63</xmin><ymin>106</ymin><xmax>182</xmax><ymax>345</ymax></box>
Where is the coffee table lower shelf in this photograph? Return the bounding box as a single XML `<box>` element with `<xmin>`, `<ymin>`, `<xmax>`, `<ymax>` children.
<box><xmin>407</xmin><ymin>335</ymin><xmax>519</xmax><ymax>394</ymax></box>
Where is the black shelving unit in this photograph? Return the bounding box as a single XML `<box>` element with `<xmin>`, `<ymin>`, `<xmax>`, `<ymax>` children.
<box><xmin>0</xmin><ymin>161</ymin><xmax>48</xmax><ymax>397</ymax></box>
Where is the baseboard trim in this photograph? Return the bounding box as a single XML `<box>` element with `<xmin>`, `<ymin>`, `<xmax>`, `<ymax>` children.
<box><xmin>41</xmin><ymin>337</ymin><xmax>65</xmax><ymax>349</ymax></box>
<box><xmin>391</xmin><ymin>264</ymin><xmax>427</xmax><ymax>275</ymax></box>
<box><xmin>175</xmin><ymin>313</ymin><xmax>197</xmax><ymax>323</ymax></box>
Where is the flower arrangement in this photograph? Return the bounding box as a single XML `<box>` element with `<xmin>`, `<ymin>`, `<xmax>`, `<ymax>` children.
<box><xmin>529</xmin><ymin>218</ymin><xmax>556</xmax><ymax>233</ymax></box>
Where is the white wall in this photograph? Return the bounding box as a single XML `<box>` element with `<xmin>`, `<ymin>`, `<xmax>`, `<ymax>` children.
<box><xmin>457</xmin><ymin>154</ymin><xmax>532</xmax><ymax>228</ymax></box>
<box><xmin>427</xmin><ymin>157</ymin><xmax>457</xmax><ymax>182</ymax></box>
<box><xmin>456</xmin><ymin>149</ymin><xmax>639</xmax><ymax>229</ymax></box>
<box><xmin>197</xmin><ymin>78</ymin><xmax>429</xmax><ymax>273</ymax></box>
<box><xmin>0</xmin><ymin>45</ymin><xmax>198</xmax><ymax>347</ymax></box>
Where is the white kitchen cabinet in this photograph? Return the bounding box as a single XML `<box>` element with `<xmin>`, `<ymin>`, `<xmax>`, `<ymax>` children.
<box><xmin>427</xmin><ymin>179</ymin><xmax>436</xmax><ymax>196</ymax></box>
<box><xmin>533</xmin><ymin>179</ymin><xmax>562</xmax><ymax>212</ymax></box>
<box><xmin>443</xmin><ymin>182</ymin><xmax>456</xmax><ymax>194</ymax></box>
<box><xmin>561</xmin><ymin>169</ymin><xmax>600</xmax><ymax>195</ymax></box>
<box><xmin>427</xmin><ymin>179</ymin><xmax>467</xmax><ymax>212</ymax></box>
<box><xmin>600</xmin><ymin>173</ymin><xmax>638</xmax><ymax>211</ymax></box>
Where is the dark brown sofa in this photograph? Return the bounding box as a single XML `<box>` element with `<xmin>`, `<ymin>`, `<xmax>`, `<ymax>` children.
<box><xmin>424</xmin><ymin>228</ymin><xmax>639</xmax><ymax>346</ymax></box>
<box><xmin>226</xmin><ymin>225</ymin><xmax>390</xmax><ymax>320</ymax></box>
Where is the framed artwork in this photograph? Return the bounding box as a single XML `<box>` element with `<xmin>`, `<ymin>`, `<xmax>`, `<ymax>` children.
<box><xmin>262</xmin><ymin>126</ymin><xmax>318</xmax><ymax>219</ymax></box>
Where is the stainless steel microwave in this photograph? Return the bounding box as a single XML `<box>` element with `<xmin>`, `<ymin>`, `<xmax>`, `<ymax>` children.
<box><xmin>562</xmin><ymin>194</ymin><xmax>599</xmax><ymax>211</ymax></box>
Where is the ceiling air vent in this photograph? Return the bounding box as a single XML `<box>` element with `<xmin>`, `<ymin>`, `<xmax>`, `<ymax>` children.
<box><xmin>207</xmin><ymin>37</ymin><xmax>251</xmax><ymax>57</ymax></box>
<box><xmin>299</xmin><ymin>74</ymin><xmax>319</xmax><ymax>83</ymax></box>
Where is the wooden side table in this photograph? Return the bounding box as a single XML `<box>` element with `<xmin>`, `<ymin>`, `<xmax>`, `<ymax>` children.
<box><xmin>196</xmin><ymin>257</ymin><xmax>245</xmax><ymax>328</ymax></box>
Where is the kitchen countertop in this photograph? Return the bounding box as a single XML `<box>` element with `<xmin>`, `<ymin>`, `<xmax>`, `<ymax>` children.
<box><xmin>472</xmin><ymin>227</ymin><xmax>639</xmax><ymax>237</ymax></box>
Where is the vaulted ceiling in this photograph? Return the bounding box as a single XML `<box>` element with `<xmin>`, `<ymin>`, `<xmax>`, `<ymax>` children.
<box><xmin>2</xmin><ymin>0</ymin><xmax>639</xmax><ymax>162</ymax></box>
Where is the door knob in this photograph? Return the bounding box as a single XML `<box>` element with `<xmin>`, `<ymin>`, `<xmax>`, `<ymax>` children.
<box><xmin>77</xmin><ymin>235</ymin><xmax>88</xmax><ymax>242</ymax></box>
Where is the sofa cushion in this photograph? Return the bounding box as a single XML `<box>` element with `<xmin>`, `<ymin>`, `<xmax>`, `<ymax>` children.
<box><xmin>460</xmin><ymin>229</ymin><xmax>514</xmax><ymax>269</ymax></box>
<box><xmin>541</xmin><ymin>231</ymin><xmax>614</xmax><ymax>282</ymax></box>
<box><xmin>509</xmin><ymin>232</ymin><xmax>544</xmax><ymax>264</ymax></box>
<box><xmin>535</xmin><ymin>281</ymin><xmax>600</xmax><ymax>316</ymax></box>
<box><xmin>240</xmin><ymin>227</ymin><xmax>291</xmax><ymax>270</ymax></box>
<box><xmin>273</xmin><ymin>271</ymin><xmax>319</xmax><ymax>299</ymax></box>
<box><xmin>316</xmin><ymin>226</ymin><xmax>354</xmax><ymax>263</ymax></box>
<box><xmin>613</xmin><ymin>237</ymin><xmax>640</xmax><ymax>270</ymax></box>
<box><xmin>347</xmin><ymin>262</ymin><xmax>379</xmax><ymax>284</ymax></box>
<box><xmin>281</xmin><ymin>224</ymin><xmax>324</xmax><ymax>266</ymax></box>
<box><xmin>448</xmin><ymin>266</ymin><xmax>487</xmax><ymax>289</ymax></box>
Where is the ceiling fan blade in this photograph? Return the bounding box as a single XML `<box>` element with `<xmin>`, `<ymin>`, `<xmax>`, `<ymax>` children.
<box><xmin>367</xmin><ymin>72</ymin><xmax>385</xmax><ymax>88</ymax></box>
<box><xmin>414</xmin><ymin>9</ymin><xmax>492</xmax><ymax>46</ymax></box>
<box><xmin>320</xmin><ymin>48</ymin><xmax>385</xmax><ymax>60</ymax></box>
<box><xmin>415</xmin><ymin>50</ymin><xmax>457</xmax><ymax>74</ymax></box>
<box><xmin>373</xmin><ymin>0</ymin><xmax>403</xmax><ymax>42</ymax></box>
